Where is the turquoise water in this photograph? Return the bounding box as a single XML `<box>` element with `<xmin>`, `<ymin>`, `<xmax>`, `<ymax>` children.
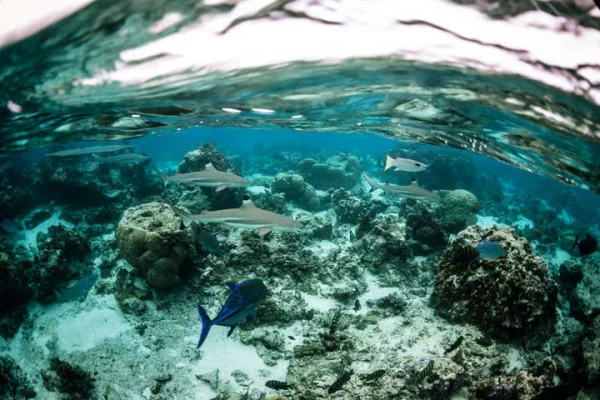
<box><xmin>2</xmin><ymin>1</ymin><xmax>600</xmax><ymax>399</ymax></box>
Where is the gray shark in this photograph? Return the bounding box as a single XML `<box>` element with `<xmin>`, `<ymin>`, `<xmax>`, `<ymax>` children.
<box><xmin>94</xmin><ymin>153</ymin><xmax>151</xmax><ymax>165</ymax></box>
<box><xmin>363</xmin><ymin>173</ymin><xmax>440</xmax><ymax>202</ymax></box>
<box><xmin>46</xmin><ymin>145</ymin><xmax>133</xmax><ymax>157</ymax></box>
<box><xmin>156</xmin><ymin>163</ymin><xmax>251</xmax><ymax>192</ymax></box>
<box><xmin>167</xmin><ymin>198</ymin><xmax>302</xmax><ymax>236</ymax></box>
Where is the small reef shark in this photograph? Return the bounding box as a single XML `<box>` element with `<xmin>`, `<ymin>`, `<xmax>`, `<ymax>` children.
<box><xmin>166</xmin><ymin>197</ymin><xmax>302</xmax><ymax>236</ymax></box>
<box><xmin>155</xmin><ymin>163</ymin><xmax>251</xmax><ymax>191</ymax></box>
<box><xmin>93</xmin><ymin>153</ymin><xmax>151</xmax><ymax>165</ymax></box>
<box><xmin>363</xmin><ymin>173</ymin><xmax>440</xmax><ymax>202</ymax></box>
<box><xmin>196</xmin><ymin>279</ymin><xmax>268</xmax><ymax>349</ymax></box>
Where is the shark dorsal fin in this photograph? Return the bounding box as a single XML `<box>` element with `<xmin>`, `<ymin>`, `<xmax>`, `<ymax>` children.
<box><xmin>410</xmin><ymin>179</ymin><xmax>419</xmax><ymax>187</ymax></box>
<box><xmin>241</xmin><ymin>199</ymin><xmax>257</xmax><ymax>209</ymax></box>
<box><xmin>204</xmin><ymin>163</ymin><xmax>216</xmax><ymax>170</ymax></box>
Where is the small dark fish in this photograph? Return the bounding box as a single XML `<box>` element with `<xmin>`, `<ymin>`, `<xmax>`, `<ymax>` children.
<box><xmin>361</xmin><ymin>369</ymin><xmax>386</xmax><ymax>381</ymax></box>
<box><xmin>412</xmin><ymin>359</ymin><xmax>434</xmax><ymax>383</ymax></box>
<box><xmin>531</xmin><ymin>384</ymin><xmax>579</xmax><ymax>400</ymax></box>
<box><xmin>415</xmin><ymin>225</ymin><xmax>435</xmax><ymax>240</ymax></box>
<box><xmin>0</xmin><ymin>218</ymin><xmax>21</xmax><ymax>234</ymax></box>
<box><xmin>444</xmin><ymin>336</ymin><xmax>464</xmax><ymax>355</ymax></box>
<box><xmin>451</xmin><ymin>243</ymin><xmax>479</xmax><ymax>263</ymax></box>
<box><xmin>476</xmin><ymin>336</ymin><xmax>493</xmax><ymax>347</ymax></box>
<box><xmin>476</xmin><ymin>241</ymin><xmax>505</xmax><ymax>260</ymax></box>
<box><xmin>196</xmin><ymin>279</ymin><xmax>268</xmax><ymax>349</ymax></box>
<box><xmin>54</xmin><ymin>273</ymin><xmax>98</xmax><ymax>303</ymax></box>
<box><xmin>571</xmin><ymin>233</ymin><xmax>597</xmax><ymax>256</ymax></box>
<box><xmin>305</xmin><ymin>309</ymin><xmax>315</xmax><ymax>321</ymax></box>
<box><xmin>354</xmin><ymin>299</ymin><xmax>361</xmax><ymax>312</ymax></box>
<box><xmin>328</xmin><ymin>370</ymin><xmax>353</xmax><ymax>394</ymax></box>
<box><xmin>288</xmin><ymin>335</ymin><xmax>295</xmax><ymax>340</ymax></box>
<box><xmin>196</xmin><ymin>230</ymin><xmax>222</xmax><ymax>255</ymax></box>
<box><xmin>329</xmin><ymin>307</ymin><xmax>342</xmax><ymax>335</ymax></box>
<box><xmin>265</xmin><ymin>380</ymin><xmax>289</xmax><ymax>390</ymax></box>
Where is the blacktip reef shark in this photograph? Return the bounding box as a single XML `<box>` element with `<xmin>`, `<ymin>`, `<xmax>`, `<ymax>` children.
<box><xmin>155</xmin><ymin>163</ymin><xmax>251</xmax><ymax>192</ymax></box>
<box><xmin>166</xmin><ymin>197</ymin><xmax>303</xmax><ymax>236</ymax></box>
<box><xmin>363</xmin><ymin>173</ymin><xmax>440</xmax><ymax>202</ymax></box>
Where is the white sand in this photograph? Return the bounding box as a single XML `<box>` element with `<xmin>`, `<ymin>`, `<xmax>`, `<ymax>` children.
<box><xmin>22</xmin><ymin>209</ymin><xmax>73</xmax><ymax>250</ymax></box>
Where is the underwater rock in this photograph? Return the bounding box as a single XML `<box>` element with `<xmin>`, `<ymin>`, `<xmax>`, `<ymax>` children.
<box><xmin>114</xmin><ymin>268</ymin><xmax>149</xmax><ymax>315</ymax></box>
<box><xmin>366</xmin><ymin>292</ymin><xmax>407</xmax><ymax>317</ymax></box>
<box><xmin>582</xmin><ymin>315</ymin><xmax>600</xmax><ymax>385</ymax></box>
<box><xmin>43</xmin><ymin>358</ymin><xmax>95</xmax><ymax>400</ymax></box>
<box><xmin>297</xmin><ymin>154</ymin><xmax>361</xmax><ymax>190</ymax></box>
<box><xmin>178</xmin><ymin>143</ymin><xmax>241</xmax><ymax>175</ymax></box>
<box><xmin>570</xmin><ymin>257</ymin><xmax>600</xmax><ymax>322</ymax></box>
<box><xmin>239</xmin><ymin>328</ymin><xmax>285</xmax><ymax>366</ymax></box>
<box><xmin>0</xmin><ymin>252</ymin><xmax>32</xmax><ymax>338</ymax></box>
<box><xmin>431</xmin><ymin>225</ymin><xmax>555</xmax><ymax>336</ymax></box>
<box><xmin>116</xmin><ymin>202</ymin><xmax>196</xmax><ymax>290</ymax></box>
<box><xmin>331</xmin><ymin>188</ymin><xmax>388</xmax><ymax>224</ymax></box>
<box><xmin>302</xmin><ymin>215</ymin><xmax>334</xmax><ymax>240</ymax></box>
<box><xmin>437</xmin><ymin>189</ymin><xmax>481</xmax><ymax>233</ymax></box>
<box><xmin>33</xmin><ymin>224</ymin><xmax>91</xmax><ymax>303</ymax></box>
<box><xmin>251</xmin><ymin>191</ymin><xmax>287</xmax><ymax>214</ymax></box>
<box><xmin>24</xmin><ymin>209</ymin><xmax>52</xmax><ymax>229</ymax></box>
<box><xmin>0</xmin><ymin>161</ymin><xmax>42</xmax><ymax>218</ymax></box>
<box><xmin>0</xmin><ymin>355</ymin><xmax>36</xmax><ymax>399</ymax></box>
<box><xmin>403</xmin><ymin>201</ymin><xmax>448</xmax><ymax>252</ymax></box>
<box><xmin>271</xmin><ymin>172</ymin><xmax>323</xmax><ymax>211</ymax></box>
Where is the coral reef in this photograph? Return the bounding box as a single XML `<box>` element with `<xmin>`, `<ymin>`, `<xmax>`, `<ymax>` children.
<box><xmin>403</xmin><ymin>200</ymin><xmax>448</xmax><ymax>252</ymax></box>
<box><xmin>178</xmin><ymin>143</ymin><xmax>241</xmax><ymax>175</ymax></box>
<box><xmin>116</xmin><ymin>202</ymin><xmax>196</xmax><ymax>290</ymax></box>
<box><xmin>271</xmin><ymin>172</ymin><xmax>324</xmax><ymax>211</ymax></box>
<box><xmin>331</xmin><ymin>188</ymin><xmax>388</xmax><ymax>224</ymax></box>
<box><xmin>297</xmin><ymin>154</ymin><xmax>361</xmax><ymax>190</ymax></box>
<box><xmin>0</xmin><ymin>253</ymin><xmax>32</xmax><ymax>338</ymax></box>
<box><xmin>43</xmin><ymin>358</ymin><xmax>95</xmax><ymax>400</ymax></box>
<box><xmin>582</xmin><ymin>315</ymin><xmax>600</xmax><ymax>385</ymax></box>
<box><xmin>568</xmin><ymin>257</ymin><xmax>600</xmax><ymax>322</ymax></box>
<box><xmin>431</xmin><ymin>225</ymin><xmax>556</xmax><ymax>337</ymax></box>
<box><xmin>0</xmin><ymin>355</ymin><xmax>36</xmax><ymax>399</ymax></box>
<box><xmin>437</xmin><ymin>189</ymin><xmax>482</xmax><ymax>233</ymax></box>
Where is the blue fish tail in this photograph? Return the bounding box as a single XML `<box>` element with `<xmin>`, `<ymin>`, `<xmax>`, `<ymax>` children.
<box><xmin>571</xmin><ymin>235</ymin><xmax>579</xmax><ymax>251</ymax></box>
<box><xmin>196</xmin><ymin>304</ymin><xmax>212</xmax><ymax>349</ymax></box>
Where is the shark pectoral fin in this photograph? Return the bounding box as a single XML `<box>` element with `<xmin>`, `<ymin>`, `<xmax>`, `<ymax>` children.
<box><xmin>257</xmin><ymin>227</ymin><xmax>272</xmax><ymax>237</ymax></box>
<box><xmin>227</xmin><ymin>325</ymin><xmax>237</xmax><ymax>337</ymax></box>
<box><xmin>226</xmin><ymin>282</ymin><xmax>237</xmax><ymax>290</ymax></box>
<box><xmin>215</xmin><ymin>184</ymin><xmax>229</xmax><ymax>192</ymax></box>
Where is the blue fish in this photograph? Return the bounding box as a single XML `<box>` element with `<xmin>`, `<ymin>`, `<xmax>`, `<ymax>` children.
<box><xmin>0</xmin><ymin>218</ymin><xmax>21</xmax><ymax>234</ymax></box>
<box><xmin>475</xmin><ymin>241</ymin><xmax>505</xmax><ymax>260</ymax></box>
<box><xmin>196</xmin><ymin>230</ymin><xmax>222</xmax><ymax>255</ymax></box>
<box><xmin>196</xmin><ymin>279</ymin><xmax>268</xmax><ymax>349</ymax></box>
<box><xmin>54</xmin><ymin>273</ymin><xmax>98</xmax><ymax>302</ymax></box>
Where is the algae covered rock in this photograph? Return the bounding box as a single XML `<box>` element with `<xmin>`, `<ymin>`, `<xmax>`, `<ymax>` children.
<box><xmin>437</xmin><ymin>189</ymin><xmax>481</xmax><ymax>233</ymax></box>
<box><xmin>178</xmin><ymin>143</ymin><xmax>241</xmax><ymax>175</ymax></box>
<box><xmin>116</xmin><ymin>202</ymin><xmax>196</xmax><ymax>290</ymax></box>
<box><xmin>271</xmin><ymin>172</ymin><xmax>323</xmax><ymax>211</ymax></box>
<box><xmin>331</xmin><ymin>188</ymin><xmax>387</xmax><ymax>224</ymax></box>
<box><xmin>0</xmin><ymin>355</ymin><xmax>36</xmax><ymax>399</ymax></box>
<box><xmin>570</xmin><ymin>257</ymin><xmax>600</xmax><ymax>321</ymax></box>
<box><xmin>582</xmin><ymin>315</ymin><xmax>600</xmax><ymax>384</ymax></box>
<box><xmin>297</xmin><ymin>154</ymin><xmax>361</xmax><ymax>190</ymax></box>
<box><xmin>431</xmin><ymin>225</ymin><xmax>555</xmax><ymax>336</ymax></box>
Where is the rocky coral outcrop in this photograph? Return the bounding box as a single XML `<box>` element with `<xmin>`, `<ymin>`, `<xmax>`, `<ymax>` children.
<box><xmin>331</xmin><ymin>188</ymin><xmax>387</xmax><ymax>224</ymax></box>
<box><xmin>567</xmin><ymin>257</ymin><xmax>600</xmax><ymax>322</ymax></box>
<box><xmin>178</xmin><ymin>143</ymin><xmax>241</xmax><ymax>175</ymax></box>
<box><xmin>116</xmin><ymin>202</ymin><xmax>196</xmax><ymax>290</ymax></box>
<box><xmin>271</xmin><ymin>172</ymin><xmax>323</xmax><ymax>211</ymax></box>
<box><xmin>297</xmin><ymin>154</ymin><xmax>361</xmax><ymax>190</ymax></box>
<box><xmin>437</xmin><ymin>189</ymin><xmax>481</xmax><ymax>233</ymax></box>
<box><xmin>431</xmin><ymin>225</ymin><xmax>556</xmax><ymax>337</ymax></box>
<box><xmin>0</xmin><ymin>253</ymin><xmax>31</xmax><ymax>338</ymax></box>
<box><xmin>403</xmin><ymin>201</ymin><xmax>448</xmax><ymax>253</ymax></box>
<box><xmin>582</xmin><ymin>315</ymin><xmax>600</xmax><ymax>385</ymax></box>
<box><xmin>0</xmin><ymin>355</ymin><xmax>36</xmax><ymax>399</ymax></box>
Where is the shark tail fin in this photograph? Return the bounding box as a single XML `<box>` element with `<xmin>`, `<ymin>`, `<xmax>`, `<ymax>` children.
<box><xmin>384</xmin><ymin>155</ymin><xmax>394</xmax><ymax>171</ymax></box>
<box><xmin>152</xmin><ymin>165</ymin><xmax>169</xmax><ymax>188</ymax></box>
<box><xmin>167</xmin><ymin>203</ymin><xmax>194</xmax><ymax>228</ymax></box>
<box><xmin>571</xmin><ymin>235</ymin><xmax>579</xmax><ymax>251</ymax></box>
<box><xmin>196</xmin><ymin>304</ymin><xmax>213</xmax><ymax>349</ymax></box>
<box><xmin>362</xmin><ymin>173</ymin><xmax>377</xmax><ymax>192</ymax></box>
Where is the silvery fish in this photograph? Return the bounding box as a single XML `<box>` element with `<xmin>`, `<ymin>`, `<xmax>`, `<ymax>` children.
<box><xmin>46</xmin><ymin>145</ymin><xmax>133</xmax><ymax>157</ymax></box>
<box><xmin>363</xmin><ymin>173</ymin><xmax>440</xmax><ymax>202</ymax></box>
<box><xmin>384</xmin><ymin>155</ymin><xmax>428</xmax><ymax>172</ymax></box>
<box><xmin>196</xmin><ymin>279</ymin><xmax>268</xmax><ymax>349</ymax></box>
<box><xmin>156</xmin><ymin>163</ymin><xmax>250</xmax><ymax>192</ymax></box>
<box><xmin>54</xmin><ymin>273</ymin><xmax>98</xmax><ymax>302</ymax></box>
<box><xmin>475</xmin><ymin>241</ymin><xmax>505</xmax><ymax>260</ymax></box>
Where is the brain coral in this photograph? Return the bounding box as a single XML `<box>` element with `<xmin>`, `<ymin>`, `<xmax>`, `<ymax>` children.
<box><xmin>437</xmin><ymin>189</ymin><xmax>481</xmax><ymax>233</ymax></box>
<box><xmin>116</xmin><ymin>202</ymin><xmax>196</xmax><ymax>290</ymax></box>
<box><xmin>430</xmin><ymin>225</ymin><xmax>555</xmax><ymax>336</ymax></box>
